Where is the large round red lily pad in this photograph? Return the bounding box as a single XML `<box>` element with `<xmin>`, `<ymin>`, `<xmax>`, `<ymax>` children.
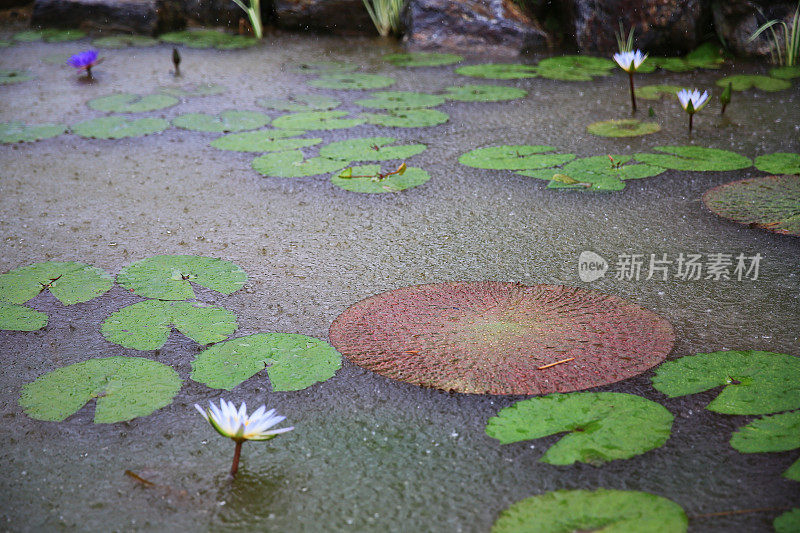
<box><xmin>329</xmin><ymin>282</ymin><xmax>675</xmax><ymax>395</ymax></box>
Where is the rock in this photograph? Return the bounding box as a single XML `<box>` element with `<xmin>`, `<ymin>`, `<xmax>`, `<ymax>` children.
<box><xmin>564</xmin><ymin>0</ymin><xmax>711</xmax><ymax>55</ymax></box>
<box><xmin>403</xmin><ymin>0</ymin><xmax>549</xmax><ymax>55</ymax></box>
<box><xmin>31</xmin><ymin>0</ymin><xmax>185</xmax><ymax>34</ymax></box>
<box><xmin>712</xmin><ymin>1</ymin><xmax>798</xmax><ymax>60</ymax></box>
<box><xmin>1</xmin><ymin>0</ymin><xmax>34</xmax><ymax>9</ymax></box>
<box><xmin>273</xmin><ymin>0</ymin><xmax>373</xmax><ymax>34</ymax></box>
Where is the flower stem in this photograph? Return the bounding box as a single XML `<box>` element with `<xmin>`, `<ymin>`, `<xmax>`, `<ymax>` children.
<box><xmin>689</xmin><ymin>113</ymin><xmax>694</xmax><ymax>134</ymax></box>
<box><xmin>86</xmin><ymin>66</ymin><xmax>93</xmax><ymax>80</ymax></box>
<box><xmin>230</xmin><ymin>441</ymin><xmax>243</xmax><ymax>478</ymax></box>
<box><xmin>628</xmin><ymin>72</ymin><xmax>636</xmax><ymax>113</ymax></box>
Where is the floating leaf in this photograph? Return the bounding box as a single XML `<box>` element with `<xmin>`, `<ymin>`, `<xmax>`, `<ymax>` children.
<box><xmin>487</xmin><ymin>392</ymin><xmax>674</xmax><ymax>465</ymax></box>
<box><xmin>0</xmin><ymin>122</ymin><xmax>67</xmax><ymax>143</ymax></box>
<box><xmin>459</xmin><ymin>145</ymin><xmax>575</xmax><ymax>170</ymax></box>
<box><xmin>383</xmin><ymin>52</ymin><xmax>463</xmax><ymax>67</ymax></box>
<box><xmin>536</xmin><ymin>55</ymin><xmax>615</xmax><ymax>81</ymax></box>
<box><xmin>443</xmin><ymin>84</ymin><xmax>527</xmax><ymax>102</ymax></box>
<box><xmin>287</xmin><ymin>61</ymin><xmax>357</xmax><ymax>74</ymax></box>
<box><xmin>635</xmin><ymin>85</ymin><xmax>684</xmax><ymax>100</ymax></box>
<box><xmin>775</xmin><ymin>509</ymin><xmax>800</xmax><ymax>533</ymax></box>
<box><xmin>355</xmin><ymin>91</ymin><xmax>445</xmax><ymax>110</ymax></box>
<box><xmin>587</xmin><ymin>119</ymin><xmax>661</xmax><ymax>138</ymax></box>
<box><xmin>492</xmin><ymin>489</ymin><xmax>688</xmax><ymax>533</ymax></box>
<box><xmin>116</xmin><ymin>255</ymin><xmax>247</xmax><ymax>300</ymax></box>
<box><xmin>0</xmin><ymin>302</ymin><xmax>48</xmax><ymax>331</ymax></box>
<box><xmin>652</xmin><ymin>350</ymin><xmax>800</xmax><ymax>415</ymax></box>
<box><xmin>319</xmin><ymin>136</ymin><xmax>426</xmax><ymax>162</ymax></box>
<box><xmin>210</xmin><ymin>129</ymin><xmax>318</xmax><ymax>152</ymax></box>
<box><xmin>190</xmin><ymin>333</ymin><xmax>341</xmax><ymax>391</ymax></box>
<box><xmin>716</xmin><ymin>74</ymin><xmax>791</xmax><ymax>92</ymax></box>
<box><xmin>101</xmin><ymin>300</ymin><xmax>237</xmax><ymax>350</ymax></box>
<box><xmin>172</xmin><ymin>111</ymin><xmax>271</xmax><ymax>133</ymax></box>
<box><xmin>519</xmin><ymin>155</ymin><xmax>664</xmax><ymax>192</ymax></box>
<box><xmin>272</xmin><ymin>111</ymin><xmax>365</xmax><ymax>131</ymax></box>
<box><xmin>19</xmin><ymin>357</ymin><xmax>181</xmax><ymax>423</ymax></box>
<box><xmin>0</xmin><ymin>69</ymin><xmax>33</xmax><ymax>85</ymax></box>
<box><xmin>730</xmin><ymin>410</ymin><xmax>800</xmax><ymax>481</ymax></box>
<box><xmin>455</xmin><ymin>63</ymin><xmax>538</xmax><ymax>80</ymax></box>
<box><xmin>14</xmin><ymin>29</ymin><xmax>86</xmax><ymax>42</ymax></box>
<box><xmin>331</xmin><ymin>164</ymin><xmax>430</xmax><ymax>193</ymax></box>
<box><xmin>770</xmin><ymin>66</ymin><xmax>800</xmax><ymax>80</ymax></box>
<box><xmin>754</xmin><ymin>153</ymin><xmax>800</xmax><ymax>175</ymax></box>
<box><xmin>329</xmin><ymin>282</ymin><xmax>674</xmax><ymax>395</ymax></box>
<box><xmin>635</xmin><ymin>146</ymin><xmax>752</xmax><ymax>171</ymax></box>
<box><xmin>651</xmin><ymin>57</ymin><xmax>696</xmax><ymax>72</ymax></box>
<box><xmin>252</xmin><ymin>150</ymin><xmax>347</xmax><ymax>178</ymax></box>
<box><xmin>256</xmin><ymin>94</ymin><xmax>340</xmax><ymax>112</ymax></box>
<box><xmin>72</xmin><ymin>116</ymin><xmax>169</xmax><ymax>139</ymax></box>
<box><xmin>93</xmin><ymin>35</ymin><xmax>158</xmax><ymax>48</ymax></box>
<box><xmin>159</xmin><ymin>29</ymin><xmax>257</xmax><ymax>49</ymax></box>
<box><xmin>88</xmin><ymin>93</ymin><xmax>179</xmax><ymax>113</ymax></box>
<box><xmin>158</xmin><ymin>83</ymin><xmax>227</xmax><ymax>98</ymax></box>
<box><xmin>702</xmin><ymin>175</ymin><xmax>800</xmax><ymax>236</ymax></box>
<box><xmin>360</xmin><ymin>109</ymin><xmax>449</xmax><ymax>128</ymax></box>
<box><xmin>308</xmin><ymin>73</ymin><xmax>395</xmax><ymax>90</ymax></box>
<box><xmin>0</xmin><ymin>261</ymin><xmax>113</xmax><ymax>305</ymax></box>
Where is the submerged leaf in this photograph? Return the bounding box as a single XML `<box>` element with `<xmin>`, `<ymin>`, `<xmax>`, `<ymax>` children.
<box><xmin>383</xmin><ymin>52</ymin><xmax>463</xmax><ymax>67</ymax></box>
<box><xmin>319</xmin><ymin>136</ymin><xmax>426</xmax><ymax>162</ymax></box>
<box><xmin>330</xmin><ymin>164</ymin><xmax>430</xmax><ymax>193</ymax></box>
<box><xmin>635</xmin><ymin>146</ymin><xmax>752</xmax><ymax>172</ymax></box>
<box><xmin>308</xmin><ymin>73</ymin><xmax>395</xmax><ymax>90</ymax></box>
<box><xmin>0</xmin><ymin>302</ymin><xmax>48</xmax><ymax>331</ymax></box>
<box><xmin>0</xmin><ymin>122</ymin><xmax>67</xmax><ymax>143</ymax></box>
<box><xmin>459</xmin><ymin>145</ymin><xmax>575</xmax><ymax>170</ymax></box>
<box><xmin>72</xmin><ymin>117</ymin><xmax>169</xmax><ymax>139</ymax></box>
<box><xmin>635</xmin><ymin>85</ymin><xmax>685</xmax><ymax>100</ymax></box>
<box><xmin>172</xmin><ymin>111</ymin><xmax>271</xmax><ymax>133</ymax></box>
<box><xmin>88</xmin><ymin>93</ymin><xmax>179</xmax><ymax>113</ymax></box>
<box><xmin>0</xmin><ymin>261</ymin><xmax>113</xmax><ymax>305</ymax></box>
<box><xmin>256</xmin><ymin>94</ymin><xmax>340</xmax><ymax>112</ymax></box>
<box><xmin>587</xmin><ymin>119</ymin><xmax>661</xmax><ymax>137</ymax></box>
<box><xmin>716</xmin><ymin>75</ymin><xmax>791</xmax><ymax>92</ymax></box>
<box><xmin>158</xmin><ymin>83</ymin><xmax>227</xmax><ymax>98</ymax></box>
<box><xmin>455</xmin><ymin>63</ymin><xmax>538</xmax><ymax>80</ymax></box>
<box><xmin>209</xmin><ymin>129</ymin><xmax>317</xmax><ymax>152</ymax></box>
<box><xmin>0</xmin><ymin>69</ymin><xmax>33</xmax><ymax>85</ymax></box>
<box><xmin>159</xmin><ymin>29</ymin><xmax>256</xmax><ymax>49</ymax></box>
<box><xmin>116</xmin><ymin>255</ymin><xmax>247</xmax><ymax>300</ymax></box>
<box><xmin>536</xmin><ymin>55</ymin><xmax>615</xmax><ymax>81</ymax></box>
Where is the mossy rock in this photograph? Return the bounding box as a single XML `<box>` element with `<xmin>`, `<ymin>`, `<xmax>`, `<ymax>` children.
<box><xmin>172</xmin><ymin>111</ymin><xmax>271</xmax><ymax>133</ymax></box>
<box><xmin>72</xmin><ymin>117</ymin><xmax>169</xmax><ymax>139</ymax></box>
<box><xmin>0</xmin><ymin>302</ymin><xmax>49</xmax><ymax>332</ymax></box>
<box><xmin>0</xmin><ymin>69</ymin><xmax>33</xmax><ymax>85</ymax></box>
<box><xmin>0</xmin><ymin>122</ymin><xmax>67</xmax><ymax>143</ymax></box>
<box><xmin>716</xmin><ymin>74</ymin><xmax>791</xmax><ymax>92</ymax></box>
<box><xmin>635</xmin><ymin>146</ymin><xmax>752</xmax><ymax>172</ymax></box>
<box><xmin>210</xmin><ymin>129</ymin><xmax>319</xmax><ymax>153</ymax></box>
<box><xmin>308</xmin><ymin>73</ymin><xmax>395</xmax><ymax>90</ymax></box>
<box><xmin>331</xmin><ymin>164</ymin><xmax>430</xmax><ymax>193</ymax></box>
<box><xmin>459</xmin><ymin>145</ymin><xmax>575</xmax><ymax>170</ymax></box>
<box><xmin>159</xmin><ymin>29</ymin><xmax>257</xmax><ymax>50</ymax></box>
<box><xmin>383</xmin><ymin>52</ymin><xmax>463</xmax><ymax>67</ymax></box>
<box><xmin>93</xmin><ymin>35</ymin><xmax>159</xmax><ymax>48</ymax></box>
<box><xmin>754</xmin><ymin>153</ymin><xmax>800</xmax><ymax>175</ymax></box>
<box><xmin>536</xmin><ymin>55</ymin><xmax>615</xmax><ymax>81</ymax></box>
<box><xmin>256</xmin><ymin>94</ymin><xmax>340</xmax><ymax>112</ymax></box>
<box><xmin>271</xmin><ymin>111</ymin><xmax>365</xmax><ymax>131</ymax></box>
<box><xmin>443</xmin><ymin>84</ymin><xmax>527</xmax><ymax>102</ymax></box>
<box><xmin>635</xmin><ymin>85</ymin><xmax>683</xmax><ymax>100</ymax></box>
<box><xmin>252</xmin><ymin>150</ymin><xmax>347</xmax><ymax>178</ymax></box>
<box><xmin>355</xmin><ymin>91</ymin><xmax>445</xmax><ymax>110</ymax></box>
<box><xmin>587</xmin><ymin>119</ymin><xmax>661</xmax><ymax>137</ymax></box>
<box><xmin>14</xmin><ymin>29</ymin><xmax>86</xmax><ymax>42</ymax></box>
<box><xmin>770</xmin><ymin>66</ymin><xmax>800</xmax><ymax>80</ymax></box>
<box><xmin>319</xmin><ymin>136</ymin><xmax>426</xmax><ymax>162</ymax></box>
<box><xmin>455</xmin><ymin>63</ymin><xmax>538</xmax><ymax>79</ymax></box>
<box><xmin>360</xmin><ymin>109</ymin><xmax>449</xmax><ymax>128</ymax></box>
<box><xmin>88</xmin><ymin>93</ymin><xmax>179</xmax><ymax>113</ymax></box>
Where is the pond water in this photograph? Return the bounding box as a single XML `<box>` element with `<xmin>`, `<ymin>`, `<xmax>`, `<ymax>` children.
<box><xmin>1</xmin><ymin>33</ymin><xmax>799</xmax><ymax>532</ymax></box>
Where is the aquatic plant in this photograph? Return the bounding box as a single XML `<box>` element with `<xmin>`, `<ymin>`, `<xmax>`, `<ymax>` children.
<box><xmin>337</xmin><ymin>162</ymin><xmax>407</xmax><ymax>182</ymax></box>
<box><xmin>67</xmin><ymin>50</ymin><xmax>101</xmax><ymax>79</ymax></box>
<box><xmin>0</xmin><ymin>122</ymin><xmax>67</xmax><ymax>143</ymax></box>
<box><xmin>587</xmin><ymin>119</ymin><xmax>660</xmax><ymax>137</ymax></box>
<box><xmin>117</xmin><ymin>255</ymin><xmax>247</xmax><ymax>300</ymax></box>
<box><xmin>0</xmin><ymin>260</ymin><xmax>113</xmax><ymax>306</ymax></box>
<box><xmin>195</xmin><ymin>399</ymin><xmax>293</xmax><ymax>478</ymax></box>
<box><xmin>0</xmin><ymin>301</ymin><xmax>48</xmax><ymax>331</ymax></box>
<box><xmin>383</xmin><ymin>52</ymin><xmax>462</xmax><ymax>67</ymax></box>
<box><xmin>730</xmin><ymin>410</ymin><xmax>800</xmax><ymax>482</ymax></box>
<box><xmin>172</xmin><ymin>47</ymin><xmax>180</xmax><ymax>76</ymax></box>
<box><xmin>614</xmin><ymin>21</ymin><xmax>635</xmax><ymax>53</ymax></box>
<box><xmin>72</xmin><ymin>116</ymin><xmax>170</xmax><ymax>139</ymax></box>
<box><xmin>0</xmin><ymin>69</ymin><xmax>33</xmax><ymax>85</ymax></box>
<box><xmin>720</xmin><ymin>81</ymin><xmax>732</xmax><ymax>114</ymax></box>
<box><xmin>231</xmin><ymin>0</ymin><xmax>263</xmax><ymax>39</ymax></box>
<box><xmin>319</xmin><ymin>137</ymin><xmax>426</xmax><ymax>161</ymax></box>
<box><xmin>676</xmin><ymin>88</ymin><xmax>709</xmax><ymax>133</ymax></box>
<box><xmin>635</xmin><ymin>145</ymin><xmax>751</xmax><ymax>171</ymax></box>
<box><xmin>362</xmin><ymin>0</ymin><xmax>404</xmax><ymax>37</ymax></box>
<box><xmin>749</xmin><ymin>2</ymin><xmax>800</xmax><ymax>67</ymax></box>
<box><xmin>613</xmin><ymin>50</ymin><xmax>647</xmax><ymax>113</ymax></box>
<box><xmin>715</xmin><ymin>74</ymin><xmax>791</xmax><ymax>92</ymax></box>
<box><xmin>332</xmin><ymin>164</ymin><xmax>429</xmax><ymax>193</ymax></box>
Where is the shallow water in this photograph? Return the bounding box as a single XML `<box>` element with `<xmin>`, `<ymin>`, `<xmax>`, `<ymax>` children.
<box><xmin>1</xmin><ymin>33</ymin><xmax>799</xmax><ymax>532</ymax></box>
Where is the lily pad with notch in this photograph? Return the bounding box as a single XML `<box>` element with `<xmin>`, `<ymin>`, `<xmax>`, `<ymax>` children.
<box><xmin>116</xmin><ymin>255</ymin><xmax>247</xmax><ymax>301</ymax></box>
<box><xmin>101</xmin><ymin>300</ymin><xmax>238</xmax><ymax>350</ymax></box>
<box><xmin>159</xmin><ymin>29</ymin><xmax>257</xmax><ymax>50</ymax></box>
<box><xmin>210</xmin><ymin>129</ymin><xmax>319</xmax><ymax>153</ymax></box>
<box><xmin>519</xmin><ymin>155</ymin><xmax>665</xmax><ymax>192</ymax></box>
<box><xmin>635</xmin><ymin>85</ymin><xmax>684</xmax><ymax>100</ymax></box>
<box><xmin>443</xmin><ymin>84</ymin><xmax>527</xmax><ymax>102</ymax></box>
<box><xmin>635</xmin><ymin>146</ymin><xmax>752</xmax><ymax>171</ymax></box>
<box><xmin>652</xmin><ymin>350</ymin><xmax>800</xmax><ymax>415</ymax></box>
<box><xmin>0</xmin><ymin>302</ymin><xmax>49</xmax><ymax>332</ymax></box>
<box><xmin>272</xmin><ymin>111</ymin><xmax>365</xmax><ymax>131</ymax></box>
<box><xmin>0</xmin><ymin>122</ymin><xmax>67</xmax><ymax>143</ymax></box>
<box><xmin>190</xmin><ymin>333</ymin><xmax>341</xmax><ymax>391</ymax></box>
<box><xmin>331</xmin><ymin>164</ymin><xmax>430</xmax><ymax>193</ymax></box>
<box><xmin>72</xmin><ymin>117</ymin><xmax>169</xmax><ymax>139</ymax></box>
<box><xmin>14</xmin><ymin>29</ymin><xmax>86</xmax><ymax>42</ymax></box>
<box><xmin>172</xmin><ymin>111</ymin><xmax>271</xmax><ymax>133</ymax></box>
<box><xmin>492</xmin><ymin>489</ymin><xmax>688</xmax><ymax>533</ymax></box>
<box><xmin>775</xmin><ymin>509</ymin><xmax>800</xmax><ymax>532</ymax></box>
<box><xmin>486</xmin><ymin>392</ymin><xmax>674</xmax><ymax>465</ymax></box>
<box><xmin>383</xmin><ymin>52</ymin><xmax>463</xmax><ymax>67</ymax></box>
<box><xmin>252</xmin><ymin>150</ymin><xmax>348</xmax><ymax>178</ymax></box>
<box><xmin>754</xmin><ymin>153</ymin><xmax>800</xmax><ymax>175</ymax></box>
<box><xmin>319</xmin><ymin>136</ymin><xmax>426</xmax><ymax>162</ymax></box>
<box><xmin>360</xmin><ymin>109</ymin><xmax>449</xmax><ymax>128</ymax></box>
<box><xmin>587</xmin><ymin>119</ymin><xmax>661</xmax><ymax>137</ymax></box>
<box><xmin>256</xmin><ymin>94</ymin><xmax>340</xmax><ymax>112</ymax></box>
<box><xmin>459</xmin><ymin>145</ymin><xmax>575</xmax><ymax>170</ymax></box>
<box><xmin>0</xmin><ymin>260</ymin><xmax>113</xmax><ymax>305</ymax></box>
<box><xmin>93</xmin><ymin>35</ymin><xmax>159</xmax><ymax>48</ymax></box>
<box><xmin>715</xmin><ymin>74</ymin><xmax>791</xmax><ymax>92</ymax></box>
<box><xmin>88</xmin><ymin>93</ymin><xmax>179</xmax><ymax>113</ymax></box>
<box><xmin>0</xmin><ymin>69</ymin><xmax>33</xmax><ymax>85</ymax></box>
<box><xmin>455</xmin><ymin>63</ymin><xmax>538</xmax><ymax>80</ymax></box>
<box><xmin>355</xmin><ymin>91</ymin><xmax>445</xmax><ymax>110</ymax></box>
<box><xmin>536</xmin><ymin>55</ymin><xmax>615</xmax><ymax>81</ymax></box>
<box><xmin>308</xmin><ymin>73</ymin><xmax>395</xmax><ymax>90</ymax></box>
<box><xmin>730</xmin><ymin>409</ymin><xmax>800</xmax><ymax>482</ymax></box>
<box><xmin>19</xmin><ymin>356</ymin><xmax>181</xmax><ymax>424</ymax></box>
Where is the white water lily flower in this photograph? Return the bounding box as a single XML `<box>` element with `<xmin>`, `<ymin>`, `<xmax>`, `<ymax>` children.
<box><xmin>677</xmin><ymin>89</ymin><xmax>710</xmax><ymax>114</ymax></box>
<box><xmin>613</xmin><ymin>50</ymin><xmax>648</xmax><ymax>72</ymax></box>
<box><xmin>195</xmin><ymin>399</ymin><xmax>294</xmax><ymax>442</ymax></box>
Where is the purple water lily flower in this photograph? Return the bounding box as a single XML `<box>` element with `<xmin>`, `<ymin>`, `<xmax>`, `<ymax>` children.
<box><xmin>67</xmin><ymin>50</ymin><xmax>100</xmax><ymax>78</ymax></box>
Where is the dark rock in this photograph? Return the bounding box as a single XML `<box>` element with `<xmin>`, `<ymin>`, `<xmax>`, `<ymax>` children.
<box><xmin>1</xmin><ymin>0</ymin><xmax>33</xmax><ymax>9</ymax></box>
<box><xmin>712</xmin><ymin>0</ymin><xmax>798</xmax><ymax>60</ymax></box>
<box><xmin>273</xmin><ymin>0</ymin><xmax>373</xmax><ymax>34</ymax></box>
<box><xmin>403</xmin><ymin>0</ymin><xmax>549</xmax><ymax>55</ymax></box>
<box><xmin>564</xmin><ymin>0</ymin><xmax>711</xmax><ymax>55</ymax></box>
<box><xmin>31</xmin><ymin>0</ymin><xmax>185</xmax><ymax>34</ymax></box>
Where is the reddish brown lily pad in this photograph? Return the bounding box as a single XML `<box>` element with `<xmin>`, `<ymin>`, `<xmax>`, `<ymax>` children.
<box><xmin>702</xmin><ymin>175</ymin><xmax>800</xmax><ymax>236</ymax></box>
<box><xmin>329</xmin><ymin>282</ymin><xmax>674</xmax><ymax>395</ymax></box>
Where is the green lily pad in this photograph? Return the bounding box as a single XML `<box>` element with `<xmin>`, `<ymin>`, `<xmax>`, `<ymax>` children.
<box><xmin>308</xmin><ymin>73</ymin><xmax>395</xmax><ymax>90</ymax></box>
<box><xmin>536</xmin><ymin>55</ymin><xmax>615</xmax><ymax>81</ymax></box>
<box><xmin>635</xmin><ymin>146</ymin><xmax>752</xmax><ymax>171</ymax></box>
<box><xmin>635</xmin><ymin>84</ymin><xmax>684</xmax><ymax>100</ymax></box>
<box><xmin>455</xmin><ymin>63</ymin><xmax>538</xmax><ymax>80</ymax></box>
<box><xmin>93</xmin><ymin>35</ymin><xmax>159</xmax><ymax>48</ymax></box>
<box><xmin>459</xmin><ymin>145</ymin><xmax>575</xmax><ymax>170</ymax></box>
<box><xmin>272</xmin><ymin>111</ymin><xmax>365</xmax><ymax>131</ymax></box>
<box><xmin>116</xmin><ymin>255</ymin><xmax>247</xmax><ymax>301</ymax></box>
<box><xmin>730</xmin><ymin>410</ymin><xmax>800</xmax><ymax>481</ymax></box>
<box><xmin>72</xmin><ymin>117</ymin><xmax>169</xmax><ymax>139</ymax></box>
<box><xmin>287</xmin><ymin>61</ymin><xmax>358</xmax><ymax>74</ymax></box>
<box><xmin>172</xmin><ymin>111</ymin><xmax>271</xmax><ymax>133</ymax></box>
<box><xmin>0</xmin><ymin>40</ymin><xmax>12</xmax><ymax>48</ymax></box>
<box><xmin>492</xmin><ymin>489</ymin><xmax>688</xmax><ymax>533</ymax></box>
<box><xmin>443</xmin><ymin>84</ymin><xmax>527</xmax><ymax>102</ymax></box>
<box><xmin>360</xmin><ymin>109</ymin><xmax>449</xmax><ymax>128</ymax></box>
<box><xmin>355</xmin><ymin>91</ymin><xmax>445</xmax><ymax>110</ymax></box>
<box><xmin>486</xmin><ymin>392</ymin><xmax>673</xmax><ymax>465</ymax></box>
<box><xmin>0</xmin><ymin>69</ymin><xmax>33</xmax><ymax>85</ymax></box>
<box><xmin>159</xmin><ymin>29</ymin><xmax>257</xmax><ymax>50</ymax></box>
<box><xmin>383</xmin><ymin>52</ymin><xmax>463</xmax><ymax>67</ymax></box>
<box><xmin>210</xmin><ymin>129</ymin><xmax>318</xmax><ymax>152</ymax></box>
<box><xmin>88</xmin><ymin>93</ymin><xmax>179</xmax><ymax>113</ymax></box>
<box><xmin>319</xmin><ymin>136</ymin><xmax>426</xmax><ymax>162</ymax></box>
<box><xmin>587</xmin><ymin>119</ymin><xmax>661</xmax><ymax>137</ymax></box>
<box><xmin>770</xmin><ymin>66</ymin><xmax>800</xmax><ymax>80</ymax></box>
<box><xmin>158</xmin><ymin>83</ymin><xmax>227</xmax><ymax>98</ymax></box>
<box><xmin>755</xmin><ymin>153</ymin><xmax>800</xmax><ymax>175</ymax></box>
<box><xmin>652</xmin><ymin>350</ymin><xmax>800</xmax><ymax>415</ymax></box>
<box><xmin>14</xmin><ymin>29</ymin><xmax>86</xmax><ymax>42</ymax></box>
<box><xmin>716</xmin><ymin>75</ymin><xmax>791</xmax><ymax>92</ymax></box>
<box><xmin>775</xmin><ymin>509</ymin><xmax>800</xmax><ymax>532</ymax></box>
<box><xmin>101</xmin><ymin>300</ymin><xmax>237</xmax><ymax>350</ymax></box>
<box><xmin>651</xmin><ymin>57</ymin><xmax>695</xmax><ymax>72</ymax></box>
<box><xmin>685</xmin><ymin>42</ymin><xmax>726</xmax><ymax>68</ymax></box>
<box><xmin>256</xmin><ymin>94</ymin><xmax>340</xmax><ymax>112</ymax></box>
<box><xmin>252</xmin><ymin>150</ymin><xmax>347</xmax><ymax>178</ymax></box>
<box><xmin>331</xmin><ymin>164</ymin><xmax>430</xmax><ymax>193</ymax></box>
<box><xmin>19</xmin><ymin>356</ymin><xmax>181</xmax><ymax>423</ymax></box>
<box><xmin>519</xmin><ymin>155</ymin><xmax>665</xmax><ymax>192</ymax></box>
<box><xmin>190</xmin><ymin>333</ymin><xmax>341</xmax><ymax>391</ymax></box>
<box><xmin>0</xmin><ymin>122</ymin><xmax>67</xmax><ymax>143</ymax></box>
<box><xmin>0</xmin><ymin>261</ymin><xmax>113</xmax><ymax>305</ymax></box>
<box><xmin>0</xmin><ymin>302</ymin><xmax>48</xmax><ymax>331</ymax></box>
